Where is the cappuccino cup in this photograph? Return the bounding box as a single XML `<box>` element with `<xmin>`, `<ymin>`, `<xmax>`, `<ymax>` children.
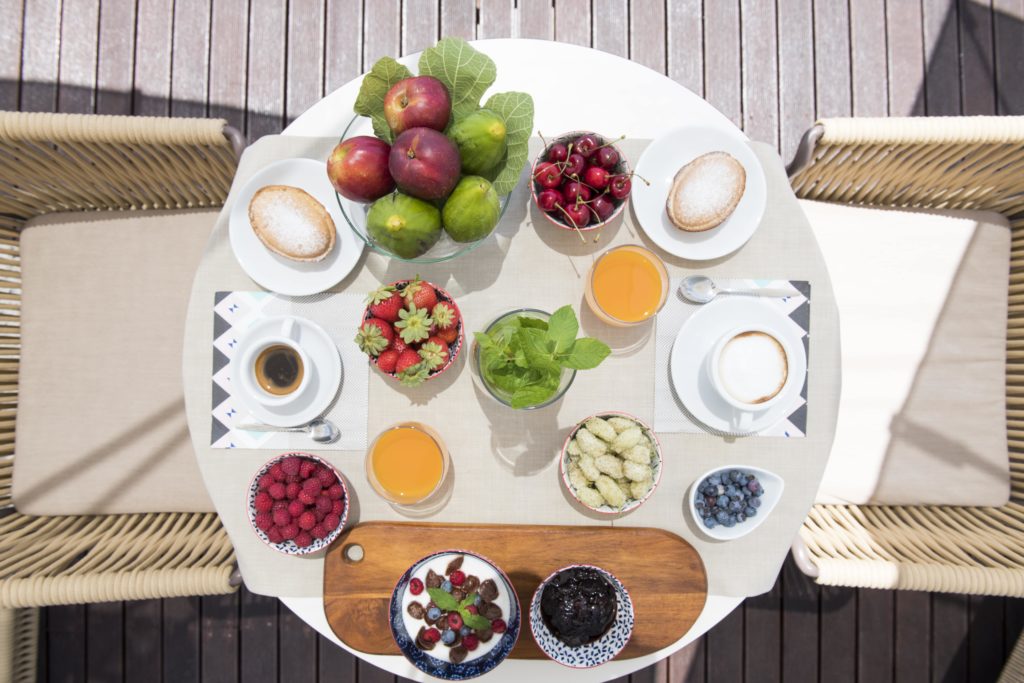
<box><xmin>238</xmin><ymin>317</ymin><xmax>311</xmax><ymax>408</ymax></box>
<box><xmin>708</xmin><ymin>326</ymin><xmax>791</xmax><ymax>411</ymax></box>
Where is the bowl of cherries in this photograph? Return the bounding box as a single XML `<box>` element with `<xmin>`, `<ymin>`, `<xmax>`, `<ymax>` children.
<box><xmin>531</xmin><ymin>131</ymin><xmax>632</xmax><ymax>233</ymax></box>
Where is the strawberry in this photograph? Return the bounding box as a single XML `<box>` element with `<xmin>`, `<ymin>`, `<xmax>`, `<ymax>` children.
<box><xmin>431</xmin><ymin>301</ymin><xmax>459</xmax><ymax>331</ymax></box>
<box><xmin>395</xmin><ymin>349</ymin><xmax>423</xmax><ymax>375</ymax></box>
<box><xmin>354</xmin><ymin>317</ymin><xmax>394</xmax><ymax>356</ymax></box>
<box><xmin>438</xmin><ymin>325</ymin><xmax>459</xmax><ymax>345</ymax></box>
<box><xmin>395</xmin><ymin>305</ymin><xmax>433</xmax><ymax>344</ymax></box>
<box><xmin>392</xmin><ymin>336</ymin><xmax>409</xmax><ymax>355</ymax></box>
<box><xmin>376</xmin><ymin>348</ymin><xmax>399</xmax><ymax>373</ymax></box>
<box><xmin>366</xmin><ymin>285</ymin><xmax>404</xmax><ymax>322</ymax></box>
<box><xmin>402</xmin><ymin>277</ymin><xmax>438</xmax><ymax>312</ymax></box>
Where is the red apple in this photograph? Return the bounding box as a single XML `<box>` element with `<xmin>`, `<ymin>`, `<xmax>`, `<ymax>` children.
<box><xmin>388</xmin><ymin>127</ymin><xmax>461</xmax><ymax>200</ymax></box>
<box><xmin>383</xmin><ymin>76</ymin><xmax>452</xmax><ymax>135</ymax></box>
<box><xmin>327</xmin><ymin>136</ymin><xmax>395</xmax><ymax>203</ymax></box>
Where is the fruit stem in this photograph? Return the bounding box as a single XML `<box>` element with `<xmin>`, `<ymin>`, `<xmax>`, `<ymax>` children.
<box><xmin>555</xmin><ymin>204</ymin><xmax>587</xmax><ymax>243</ymax></box>
<box><xmin>629</xmin><ymin>170</ymin><xmax>652</xmax><ymax>186</ymax></box>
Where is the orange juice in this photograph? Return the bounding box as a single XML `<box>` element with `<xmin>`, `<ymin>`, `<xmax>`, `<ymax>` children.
<box><xmin>367</xmin><ymin>424</ymin><xmax>446</xmax><ymax>504</ymax></box>
<box><xmin>587</xmin><ymin>245</ymin><xmax>669</xmax><ymax>325</ymax></box>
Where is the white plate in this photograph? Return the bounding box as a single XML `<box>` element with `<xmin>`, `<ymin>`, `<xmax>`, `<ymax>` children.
<box><xmin>632</xmin><ymin>126</ymin><xmax>767</xmax><ymax>260</ymax></box>
<box><xmin>669</xmin><ymin>297</ymin><xmax>806</xmax><ymax>435</ymax></box>
<box><xmin>229</xmin><ymin>158</ymin><xmax>364</xmax><ymax>295</ymax></box>
<box><xmin>229</xmin><ymin>315</ymin><xmax>342</xmax><ymax>427</ymax></box>
<box><xmin>688</xmin><ymin>465</ymin><xmax>784</xmax><ymax>540</ymax></box>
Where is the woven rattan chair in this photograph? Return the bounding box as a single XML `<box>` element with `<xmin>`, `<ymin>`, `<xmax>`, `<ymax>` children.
<box><xmin>0</xmin><ymin>111</ymin><xmax>243</xmax><ymax>682</ymax></box>
<box><xmin>787</xmin><ymin>116</ymin><xmax>1024</xmax><ymax>596</ymax></box>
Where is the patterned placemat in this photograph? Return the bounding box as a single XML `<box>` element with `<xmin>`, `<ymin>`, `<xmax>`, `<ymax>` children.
<box><xmin>210</xmin><ymin>291</ymin><xmax>368</xmax><ymax>450</ymax></box>
<box><xmin>654</xmin><ymin>279</ymin><xmax>811</xmax><ymax>437</ymax></box>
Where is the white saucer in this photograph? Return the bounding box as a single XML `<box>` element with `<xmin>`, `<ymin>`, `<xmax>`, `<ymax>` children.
<box><xmin>229</xmin><ymin>158</ymin><xmax>364</xmax><ymax>296</ymax></box>
<box><xmin>669</xmin><ymin>297</ymin><xmax>807</xmax><ymax>435</ymax></box>
<box><xmin>229</xmin><ymin>315</ymin><xmax>342</xmax><ymax>427</ymax></box>
<box><xmin>632</xmin><ymin>125</ymin><xmax>767</xmax><ymax>260</ymax></box>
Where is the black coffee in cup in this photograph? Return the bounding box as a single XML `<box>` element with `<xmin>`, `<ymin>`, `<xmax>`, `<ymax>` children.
<box><xmin>254</xmin><ymin>344</ymin><xmax>304</xmax><ymax>395</ymax></box>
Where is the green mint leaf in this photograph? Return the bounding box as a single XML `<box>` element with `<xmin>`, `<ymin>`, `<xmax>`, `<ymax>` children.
<box><xmin>516</xmin><ymin>327</ymin><xmax>554</xmax><ymax>363</ymax></box>
<box><xmin>459</xmin><ymin>593</ymin><xmax>478</xmax><ymax>609</ymax></box>
<box><xmin>473</xmin><ymin>331</ymin><xmax>501</xmax><ymax>354</ymax></box>
<box><xmin>418</xmin><ymin>38</ymin><xmax>497</xmax><ymax>120</ymax></box>
<box><xmin>461</xmin><ymin>611</ymin><xmax>492</xmax><ymax>631</ymax></box>
<box><xmin>518</xmin><ymin>317</ymin><xmax>548</xmax><ymax>331</ymax></box>
<box><xmin>427</xmin><ymin>587</ymin><xmax>460</xmax><ymax>611</ymax></box>
<box><xmin>482</xmin><ymin>91</ymin><xmax>535</xmax><ymax>195</ymax></box>
<box><xmin>561</xmin><ymin>337</ymin><xmax>612</xmax><ymax>370</ymax></box>
<box><xmin>546</xmin><ymin>305</ymin><xmax>579</xmax><ymax>353</ymax></box>
<box><xmin>353</xmin><ymin>57</ymin><xmax>412</xmax><ymax>143</ymax></box>
<box><xmin>511</xmin><ymin>384</ymin><xmax>556</xmax><ymax>409</ymax></box>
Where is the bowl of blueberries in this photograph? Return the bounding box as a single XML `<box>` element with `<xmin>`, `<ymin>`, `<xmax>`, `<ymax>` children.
<box><xmin>688</xmin><ymin>465</ymin><xmax>783</xmax><ymax>540</ymax></box>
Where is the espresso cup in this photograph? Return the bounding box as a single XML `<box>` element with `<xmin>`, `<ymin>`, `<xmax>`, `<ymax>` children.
<box><xmin>707</xmin><ymin>326</ymin><xmax>791</xmax><ymax>411</ymax></box>
<box><xmin>238</xmin><ymin>317</ymin><xmax>311</xmax><ymax>408</ymax></box>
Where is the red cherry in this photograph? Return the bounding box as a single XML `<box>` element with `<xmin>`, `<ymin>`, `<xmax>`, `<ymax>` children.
<box><xmin>533</xmin><ymin>161</ymin><xmax>562</xmax><ymax>189</ymax></box>
<box><xmin>561</xmin><ymin>203</ymin><xmax>590</xmax><ymax>228</ymax></box>
<box><xmin>563</xmin><ymin>152</ymin><xmax>585</xmax><ymax>177</ymax></box>
<box><xmin>589</xmin><ymin>195</ymin><xmax>616</xmax><ymax>223</ymax></box>
<box><xmin>536</xmin><ymin>188</ymin><xmax>564</xmax><ymax>212</ymax></box>
<box><xmin>546</xmin><ymin>142</ymin><xmax>568</xmax><ymax>163</ymax></box>
<box><xmin>409</xmin><ymin>577</ymin><xmax>424</xmax><ymax>595</ymax></box>
<box><xmin>491</xmin><ymin>618</ymin><xmax>507</xmax><ymax>634</ymax></box>
<box><xmin>562</xmin><ymin>181</ymin><xmax>591</xmax><ymax>204</ymax></box>
<box><xmin>609</xmin><ymin>173</ymin><xmax>632</xmax><ymax>200</ymax></box>
<box><xmin>594</xmin><ymin>145</ymin><xmax>620</xmax><ymax>169</ymax></box>
<box><xmin>584</xmin><ymin>165</ymin><xmax>610</xmax><ymax>190</ymax></box>
<box><xmin>573</xmin><ymin>133</ymin><xmax>600</xmax><ymax>157</ymax></box>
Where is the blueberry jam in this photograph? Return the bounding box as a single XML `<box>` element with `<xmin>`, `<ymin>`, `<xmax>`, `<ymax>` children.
<box><xmin>540</xmin><ymin>567</ymin><xmax>617</xmax><ymax>647</ymax></box>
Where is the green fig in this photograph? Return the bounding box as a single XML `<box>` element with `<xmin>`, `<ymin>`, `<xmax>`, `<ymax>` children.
<box><xmin>366</xmin><ymin>192</ymin><xmax>442</xmax><ymax>259</ymax></box>
<box><xmin>442</xmin><ymin>176</ymin><xmax>501</xmax><ymax>243</ymax></box>
<box><xmin>449</xmin><ymin>109</ymin><xmax>507</xmax><ymax>175</ymax></box>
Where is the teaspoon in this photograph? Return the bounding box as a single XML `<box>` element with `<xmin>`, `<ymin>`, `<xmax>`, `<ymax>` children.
<box><xmin>678</xmin><ymin>275</ymin><xmax>794</xmax><ymax>305</ymax></box>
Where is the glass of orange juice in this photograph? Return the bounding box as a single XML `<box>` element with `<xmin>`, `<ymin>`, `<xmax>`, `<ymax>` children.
<box><xmin>366</xmin><ymin>422</ymin><xmax>450</xmax><ymax>509</ymax></box>
<box><xmin>585</xmin><ymin>244</ymin><xmax>670</xmax><ymax>326</ymax></box>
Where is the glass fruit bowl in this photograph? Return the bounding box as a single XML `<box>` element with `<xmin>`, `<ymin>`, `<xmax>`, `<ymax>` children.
<box><xmin>334</xmin><ymin>114</ymin><xmax>512</xmax><ymax>264</ymax></box>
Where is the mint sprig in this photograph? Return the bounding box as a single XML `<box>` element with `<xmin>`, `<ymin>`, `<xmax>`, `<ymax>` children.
<box><xmin>427</xmin><ymin>587</ymin><xmax>459</xmax><ymax>611</ymax></box>
<box><xmin>461</xmin><ymin>612</ymin><xmax>492</xmax><ymax>631</ymax></box>
<box><xmin>425</xmin><ymin>590</ymin><xmax>493</xmax><ymax>631</ymax></box>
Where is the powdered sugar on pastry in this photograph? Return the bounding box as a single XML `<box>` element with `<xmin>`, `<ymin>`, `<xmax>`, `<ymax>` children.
<box><xmin>249</xmin><ymin>185</ymin><xmax>336</xmax><ymax>262</ymax></box>
<box><xmin>666</xmin><ymin>151</ymin><xmax>746</xmax><ymax>232</ymax></box>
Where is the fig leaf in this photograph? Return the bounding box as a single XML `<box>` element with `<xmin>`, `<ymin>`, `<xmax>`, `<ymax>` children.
<box><xmin>418</xmin><ymin>37</ymin><xmax>497</xmax><ymax>120</ymax></box>
<box><xmin>482</xmin><ymin>91</ymin><xmax>534</xmax><ymax>196</ymax></box>
<box><xmin>353</xmin><ymin>56</ymin><xmax>412</xmax><ymax>143</ymax></box>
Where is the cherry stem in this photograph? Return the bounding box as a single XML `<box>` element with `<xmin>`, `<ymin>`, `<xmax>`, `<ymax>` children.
<box><xmin>555</xmin><ymin>204</ymin><xmax>587</xmax><ymax>243</ymax></box>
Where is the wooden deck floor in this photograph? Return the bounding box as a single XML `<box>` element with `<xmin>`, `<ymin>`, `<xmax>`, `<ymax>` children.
<box><xmin>6</xmin><ymin>0</ymin><xmax>1024</xmax><ymax>681</ymax></box>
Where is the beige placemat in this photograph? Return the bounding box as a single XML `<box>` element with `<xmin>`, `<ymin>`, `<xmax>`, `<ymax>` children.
<box><xmin>183</xmin><ymin>135</ymin><xmax>839</xmax><ymax>599</ymax></box>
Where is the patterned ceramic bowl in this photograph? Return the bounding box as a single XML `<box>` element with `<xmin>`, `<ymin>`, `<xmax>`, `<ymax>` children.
<box><xmin>530</xmin><ymin>564</ymin><xmax>634</xmax><ymax>668</ymax></box>
<box><xmin>390</xmin><ymin>550</ymin><xmax>521</xmax><ymax>680</ymax></box>
<box><xmin>560</xmin><ymin>412</ymin><xmax>663</xmax><ymax>515</ymax></box>
<box><xmin>246</xmin><ymin>452</ymin><xmax>349</xmax><ymax>555</ymax></box>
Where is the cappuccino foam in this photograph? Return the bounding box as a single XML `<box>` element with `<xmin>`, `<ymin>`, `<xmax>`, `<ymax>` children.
<box><xmin>718</xmin><ymin>331</ymin><xmax>788</xmax><ymax>405</ymax></box>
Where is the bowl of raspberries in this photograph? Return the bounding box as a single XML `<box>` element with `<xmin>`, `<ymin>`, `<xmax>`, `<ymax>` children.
<box><xmin>355</xmin><ymin>277</ymin><xmax>464</xmax><ymax>387</ymax></box>
<box><xmin>248</xmin><ymin>453</ymin><xmax>349</xmax><ymax>554</ymax></box>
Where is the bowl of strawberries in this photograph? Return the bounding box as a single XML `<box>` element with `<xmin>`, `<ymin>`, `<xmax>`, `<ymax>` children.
<box><xmin>355</xmin><ymin>277</ymin><xmax>464</xmax><ymax>387</ymax></box>
<box><xmin>248</xmin><ymin>453</ymin><xmax>349</xmax><ymax>555</ymax></box>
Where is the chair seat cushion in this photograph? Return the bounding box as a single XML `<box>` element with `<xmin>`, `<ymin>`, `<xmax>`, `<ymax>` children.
<box><xmin>13</xmin><ymin>209</ymin><xmax>218</xmax><ymax>515</ymax></box>
<box><xmin>803</xmin><ymin>200</ymin><xmax>1010</xmax><ymax>507</ymax></box>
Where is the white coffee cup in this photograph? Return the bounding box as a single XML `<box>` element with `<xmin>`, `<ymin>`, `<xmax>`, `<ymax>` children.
<box><xmin>708</xmin><ymin>326</ymin><xmax>792</xmax><ymax>411</ymax></box>
<box><xmin>238</xmin><ymin>317</ymin><xmax>311</xmax><ymax>408</ymax></box>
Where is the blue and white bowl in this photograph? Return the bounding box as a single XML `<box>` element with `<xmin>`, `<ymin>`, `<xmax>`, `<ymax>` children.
<box><xmin>529</xmin><ymin>564</ymin><xmax>634</xmax><ymax>668</ymax></box>
<box><xmin>390</xmin><ymin>550</ymin><xmax>521</xmax><ymax>680</ymax></box>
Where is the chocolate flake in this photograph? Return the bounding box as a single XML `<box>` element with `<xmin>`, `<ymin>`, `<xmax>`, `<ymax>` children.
<box><xmin>479</xmin><ymin>579</ymin><xmax>498</xmax><ymax>602</ymax></box>
<box><xmin>477</xmin><ymin>628</ymin><xmax>493</xmax><ymax>643</ymax></box>
<box><xmin>480</xmin><ymin>602</ymin><xmax>502</xmax><ymax>621</ymax></box>
<box><xmin>445</xmin><ymin>555</ymin><xmax>465</xmax><ymax>575</ymax></box>
<box><xmin>407</xmin><ymin>601</ymin><xmax>425</xmax><ymax>619</ymax></box>
<box><xmin>415</xmin><ymin>626</ymin><xmax>435</xmax><ymax>651</ymax></box>
<box><xmin>449</xmin><ymin>645</ymin><xmax>468</xmax><ymax>664</ymax></box>
<box><xmin>426</xmin><ymin>569</ymin><xmax>442</xmax><ymax>589</ymax></box>
<box><xmin>451</xmin><ymin>588</ymin><xmax>466</xmax><ymax>603</ymax></box>
<box><xmin>462</xmin><ymin>575</ymin><xmax>480</xmax><ymax>593</ymax></box>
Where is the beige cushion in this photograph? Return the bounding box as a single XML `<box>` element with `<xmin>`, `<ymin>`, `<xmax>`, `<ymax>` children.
<box><xmin>803</xmin><ymin>200</ymin><xmax>1010</xmax><ymax>507</ymax></box>
<box><xmin>13</xmin><ymin>209</ymin><xmax>218</xmax><ymax>515</ymax></box>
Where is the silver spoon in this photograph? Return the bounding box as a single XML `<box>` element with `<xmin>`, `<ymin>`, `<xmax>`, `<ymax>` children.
<box><xmin>236</xmin><ymin>418</ymin><xmax>341</xmax><ymax>444</ymax></box>
<box><xmin>678</xmin><ymin>275</ymin><xmax>795</xmax><ymax>305</ymax></box>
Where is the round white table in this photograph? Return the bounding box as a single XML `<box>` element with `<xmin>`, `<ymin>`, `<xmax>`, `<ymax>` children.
<box><xmin>280</xmin><ymin>39</ymin><xmax>745</xmax><ymax>681</ymax></box>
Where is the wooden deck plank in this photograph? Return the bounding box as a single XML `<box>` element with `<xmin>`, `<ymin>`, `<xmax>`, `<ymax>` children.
<box><xmin>286</xmin><ymin>0</ymin><xmax>326</xmax><ymax>124</ymax></box>
<box><xmin>364</xmin><ymin>0</ymin><xmax>402</xmax><ymax>67</ymax></box>
<box><xmin>1007</xmin><ymin>597</ymin><xmax>1024</xmax><ymax>655</ymax></box>
<box><xmin>812</xmin><ymin>0</ymin><xmax>851</xmax><ymax>117</ymax></box>
<box><xmin>959</xmin><ymin>0</ymin><xmax>997</xmax><ymax>115</ymax></box>
<box><xmin>745</xmin><ymin>581</ymin><xmax>782</xmax><ymax>682</ymax></box>
<box><xmin>666</xmin><ymin>0</ymin><xmax>703</xmax><ymax>96</ymax></box>
<box><xmin>20</xmin><ymin>0</ymin><xmax>61</xmax><ymax>112</ymax></box>
<box><xmin>922</xmin><ymin>0</ymin><xmax>962</xmax><ymax>115</ymax></box>
<box><xmin>895</xmin><ymin>591</ymin><xmax>931</xmax><ymax>683</ymax></box>
<box><xmin>247</xmin><ymin>0</ymin><xmax>287</xmax><ymax>139</ymax></box>
<box><xmin>208</xmin><ymin>0</ymin><xmax>248</xmax><ymax>130</ymax></box>
<box><xmin>440</xmin><ymin>0</ymin><xmax>477</xmax><ymax>40</ymax></box>
<box><xmin>402</xmin><ymin>0</ymin><xmax>440</xmax><ymax>55</ymax></box>
<box><xmin>857</xmin><ymin>589</ymin><xmax>894</xmax><ymax>683</ymax></box>
<box><xmin>86</xmin><ymin>601</ymin><xmax>124</xmax><ymax>683</ymax></box>
<box><xmin>781</xmin><ymin>557</ymin><xmax>819</xmax><ymax>683</ymax></box>
<box><xmin>777</xmin><ymin>0</ymin><xmax>815</xmax><ymax>162</ymax></box>
<box><xmin>554</xmin><ymin>0</ymin><xmax>591</xmax><ymax>47</ymax></box>
<box><xmin>669</xmin><ymin>638</ymin><xmax>704</xmax><ymax>683</ymax></box>
<box><xmin>319</xmin><ymin>632</ymin><xmax>359</xmax><ymax>681</ymax></box>
<box><xmin>240</xmin><ymin>591</ymin><xmax>278</xmax><ymax>683</ymax></box>
<box><xmin>703</xmin><ymin>0</ymin><xmax>740</xmax><ymax>127</ymax></box>
<box><xmin>359</xmin><ymin>659</ymin><xmax>398</xmax><ymax>683</ymax></box>
<box><xmin>741</xmin><ymin>0</ymin><xmax>779</xmax><ymax>146</ymax></box>
<box><xmin>46</xmin><ymin>605</ymin><xmax>86</xmax><ymax>683</ymax></box>
<box><xmin>325</xmin><ymin>0</ymin><xmax>363</xmax><ymax>93</ymax></box>
<box><xmin>201</xmin><ymin>593</ymin><xmax>240</xmax><ymax>683</ymax></box>
<box><xmin>279</xmin><ymin>602</ymin><xmax>319</xmax><ymax>683</ymax></box>
<box><xmin>170</xmin><ymin>0</ymin><xmax>211</xmax><ymax>118</ymax></box>
<box><xmin>124</xmin><ymin>599</ymin><xmax>162</xmax><ymax>682</ymax></box>
<box><xmin>57</xmin><ymin>0</ymin><xmax>99</xmax><ymax>114</ymax></box>
<box><xmin>96</xmin><ymin>0</ymin><xmax>137</xmax><ymax>115</ymax></box>
<box><xmin>0</xmin><ymin>0</ymin><xmax>24</xmax><ymax>109</ymax></box>
<box><xmin>932</xmin><ymin>593</ymin><xmax>969</xmax><ymax>682</ymax></box>
<box><xmin>849</xmin><ymin>0</ymin><xmax>888</xmax><ymax>116</ymax></box>
<box><xmin>519</xmin><ymin>0</ymin><xmax>554</xmax><ymax>40</ymax></box>
<box><xmin>593</xmin><ymin>0</ymin><xmax>627</xmax><ymax>57</ymax></box>
<box><xmin>133</xmin><ymin>0</ymin><xmax>174</xmax><ymax>116</ymax></box>
<box><xmin>886</xmin><ymin>0</ymin><xmax>926</xmax><ymax>115</ymax></box>
<box><xmin>631</xmin><ymin>659</ymin><xmax>668</xmax><ymax>683</ymax></box>
<box><xmin>630</xmin><ymin>0</ymin><xmax>667</xmax><ymax>74</ymax></box>
<box><xmin>704</xmin><ymin>603</ymin><xmax>743</xmax><ymax>683</ymax></box>
<box><xmin>477</xmin><ymin>0</ymin><xmax>513</xmax><ymax>39</ymax></box>
<box><xmin>968</xmin><ymin>595</ymin><xmax>1005</xmax><ymax>683</ymax></box>
<box><xmin>993</xmin><ymin>0</ymin><xmax>1024</xmax><ymax>113</ymax></box>
<box><xmin>819</xmin><ymin>586</ymin><xmax>856</xmax><ymax>683</ymax></box>
<box><xmin>163</xmin><ymin>596</ymin><xmax>201</xmax><ymax>681</ymax></box>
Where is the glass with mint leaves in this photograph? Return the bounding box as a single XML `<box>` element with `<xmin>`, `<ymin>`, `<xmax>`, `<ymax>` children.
<box><xmin>473</xmin><ymin>305</ymin><xmax>611</xmax><ymax>409</ymax></box>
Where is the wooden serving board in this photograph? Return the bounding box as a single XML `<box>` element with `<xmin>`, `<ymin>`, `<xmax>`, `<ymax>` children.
<box><xmin>323</xmin><ymin>522</ymin><xmax>707</xmax><ymax>659</ymax></box>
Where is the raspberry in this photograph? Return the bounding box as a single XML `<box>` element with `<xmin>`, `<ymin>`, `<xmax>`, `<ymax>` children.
<box><xmin>272</xmin><ymin>500</ymin><xmax>288</xmax><ymax>511</ymax></box>
<box><xmin>311</xmin><ymin>524</ymin><xmax>329</xmax><ymax>540</ymax></box>
<box><xmin>316</xmin><ymin>468</ymin><xmax>336</xmax><ymax>487</ymax></box>
<box><xmin>254</xmin><ymin>492</ymin><xmax>273</xmax><ymax>512</ymax></box>
<box><xmin>285</xmin><ymin>482</ymin><xmax>301</xmax><ymax>499</ymax></box>
<box><xmin>331</xmin><ymin>500</ymin><xmax>344</xmax><ymax>516</ymax></box>
<box><xmin>299</xmin><ymin>459</ymin><xmax>316</xmax><ymax>478</ymax></box>
<box><xmin>258</xmin><ymin>474</ymin><xmax>274</xmax><ymax>490</ymax></box>
<box><xmin>491</xmin><ymin>619</ymin><xmax>506</xmax><ymax>634</ymax></box>
<box><xmin>287</xmin><ymin>500</ymin><xmax>305</xmax><ymax>517</ymax></box>
<box><xmin>409</xmin><ymin>578</ymin><xmax>424</xmax><ymax>595</ymax></box>
<box><xmin>423</xmin><ymin>628</ymin><xmax>441</xmax><ymax>643</ymax></box>
<box><xmin>272</xmin><ymin>508</ymin><xmax>291</xmax><ymax>527</ymax></box>
<box><xmin>294</xmin><ymin>531</ymin><xmax>313</xmax><ymax>548</ymax></box>
<box><xmin>268</xmin><ymin>482</ymin><xmax>286</xmax><ymax>500</ymax></box>
<box><xmin>282</xmin><ymin>456</ymin><xmax>301</xmax><ymax>476</ymax></box>
<box><xmin>269</xmin><ymin>463</ymin><xmax>286</xmax><ymax>481</ymax></box>
<box><xmin>450</xmin><ymin>570</ymin><xmax>465</xmax><ymax>586</ymax></box>
<box><xmin>323</xmin><ymin>513</ymin><xmax>341</xmax><ymax>530</ymax></box>
<box><xmin>298</xmin><ymin>511</ymin><xmax>316</xmax><ymax>530</ymax></box>
<box><xmin>314</xmin><ymin>508</ymin><xmax>326</xmax><ymax>522</ymax></box>
<box><xmin>462</xmin><ymin>634</ymin><xmax>479</xmax><ymax>651</ymax></box>
<box><xmin>466</xmin><ymin>605</ymin><xmax>478</xmax><ymax>614</ymax></box>
<box><xmin>254</xmin><ymin>512</ymin><xmax>273</xmax><ymax>531</ymax></box>
<box><xmin>302</xmin><ymin>478</ymin><xmax>322</xmax><ymax>496</ymax></box>
<box><xmin>315</xmin><ymin>496</ymin><xmax>332</xmax><ymax>513</ymax></box>
<box><xmin>267</xmin><ymin>526</ymin><xmax>284</xmax><ymax>544</ymax></box>
<box><xmin>298</xmin><ymin>490</ymin><xmax>316</xmax><ymax>505</ymax></box>
<box><xmin>447</xmin><ymin>612</ymin><xmax>463</xmax><ymax>630</ymax></box>
<box><xmin>327</xmin><ymin>484</ymin><xmax>344</xmax><ymax>500</ymax></box>
<box><xmin>279</xmin><ymin>523</ymin><xmax>298</xmax><ymax>540</ymax></box>
<box><xmin>286</xmin><ymin>474</ymin><xmax>301</xmax><ymax>484</ymax></box>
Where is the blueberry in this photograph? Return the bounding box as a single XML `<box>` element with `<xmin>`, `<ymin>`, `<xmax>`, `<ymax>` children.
<box><xmin>728</xmin><ymin>500</ymin><xmax>743</xmax><ymax>512</ymax></box>
<box><xmin>730</xmin><ymin>493</ymin><xmax>743</xmax><ymax>502</ymax></box>
<box><xmin>695</xmin><ymin>500</ymin><xmax>705</xmax><ymax>510</ymax></box>
<box><xmin>427</xmin><ymin>607</ymin><xmax>442</xmax><ymax>621</ymax></box>
<box><xmin>474</xmin><ymin>595</ymin><xmax>482</xmax><ymax>606</ymax></box>
<box><xmin>736</xmin><ymin>512</ymin><xmax>746</xmax><ymax>523</ymax></box>
<box><xmin>717</xmin><ymin>495</ymin><xmax>729</xmax><ymax>507</ymax></box>
<box><xmin>723</xmin><ymin>516</ymin><xmax>736</xmax><ymax>527</ymax></box>
<box><xmin>441</xmin><ymin>629</ymin><xmax>456</xmax><ymax>645</ymax></box>
<box><xmin>746</xmin><ymin>481</ymin><xmax>759</xmax><ymax>493</ymax></box>
<box><xmin>703</xmin><ymin>516</ymin><xmax>717</xmax><ymax>529</ymax></box>
<box><xmin>441</xmin><ymin>580</ymin><xmax>452</xmax><ymax>592</ymax></box>
<box><xmin>745</xmin><ymin>506</ymin><xmax>757</xmax><ymax>516</ymax></box>
<box><xmin>460</xmin><ymin>626</ymin><xmax>471</xmax><ymax>637</ymax></box>
<box><xmin>724</xmin><ymin>485</ymin><xmax>738</xmax><ymax>496</ymax></box>
<box><xmin>705</xmin><ymin>495</ymin><xmax>717</xmax><ymax>508</ymax></box>
<box><xmin>708</xmin><ymin>474</ymin><xmax>722</xmax><ymax>486</ymax></box>
<box><xmin>743</xmin><ymin>474</ymin><xmax>753</xmax><ymax>484</ymax></box>
<box><xmin>750</xmin><ymin>497</ymin><xmax>762</xmax><ymax>509</ymax></box>
<box><xmin>729</xmin><ymin>470</ymin><xmax>741</xmax><ymax>482</ymax></box>
<box><xmin>715</xmin><ymin>510</ymin><xmax>730</xmax><ymax>523</ymax></box>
